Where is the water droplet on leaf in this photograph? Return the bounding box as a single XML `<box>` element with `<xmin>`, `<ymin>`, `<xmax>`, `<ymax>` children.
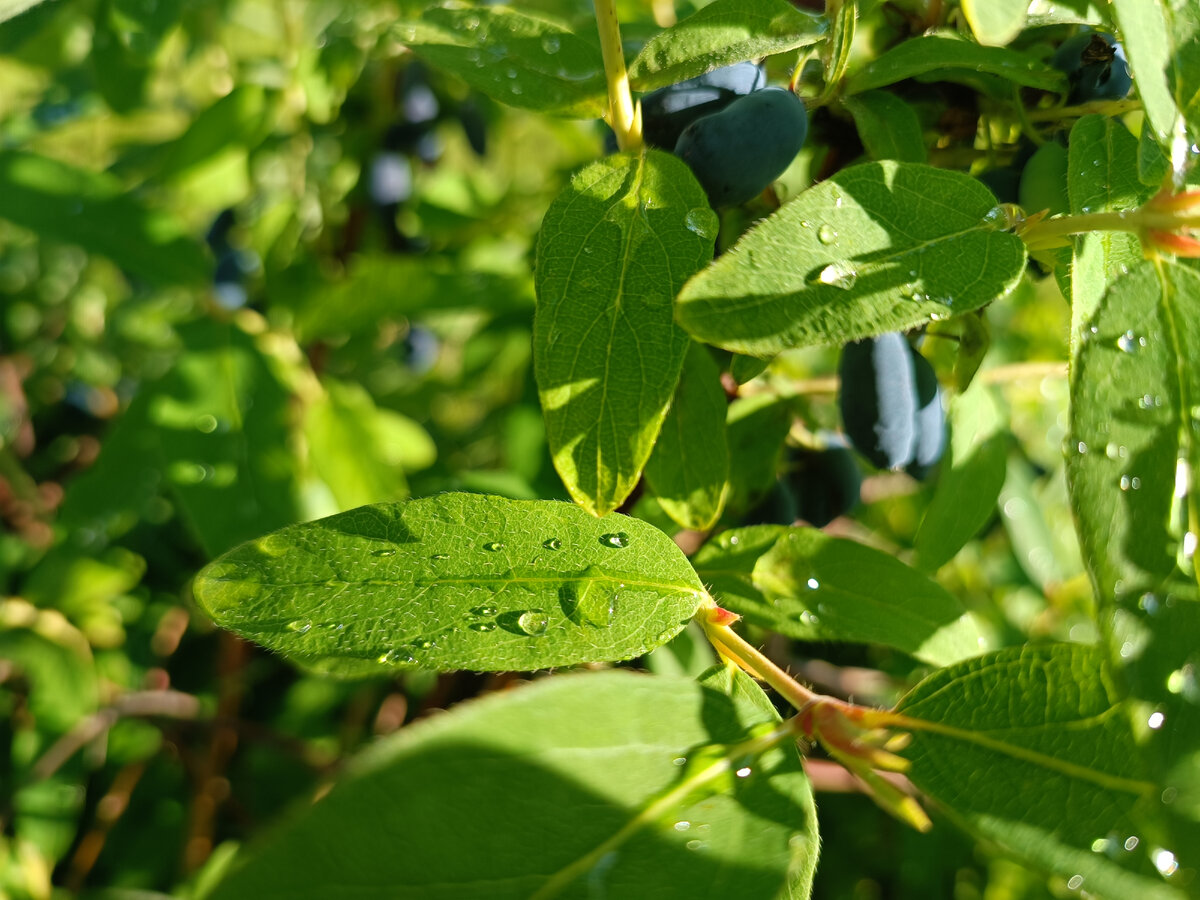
<box><xmin>484</xmin><ymin>541</ymin><xmax>504</xmax><ymax>552</ymax></box>
<box><xmin>286</xmin><ymin>619</ymin><xmax>312</xmax><ymax>634</ymax></box>
<box><xmin>817</xmin><ymin>261</ymin><xmax>857</xmax><ymax>290</ymax></box>
<box><xmin>543</xmin><ymin>538</ymin><xmax>562</xmax><ymax>550</ymax></box>
<box><xmin>684</xmin><ymin>207</ymin><xmax>718</xmax><ymax>239</ymax></box>
<box><xmin>817</xmin><ymin>224</ymin><xmax>837</xmax><ymax>244</ymax></box>
<box><xmin>599</xmin><ymin>532</ymin><xmax>629</xmax><ymax>548</ymax></box>
<box><xmin>516</xmin><ymin>610</ymin><xmax>548</xmax><ymax>636</ymax></box>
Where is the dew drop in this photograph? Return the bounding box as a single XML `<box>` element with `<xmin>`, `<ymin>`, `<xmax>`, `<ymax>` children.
<box><xmin>1125</xmin><ymin>836</ymin><xmax>1140</xmax><ymax>851</ymax></box>
<box><xmin>517</xmin><ymin>609</ymin><xmax>549</xmax><ymax>636</ymax></box>
<box><xmin>1147</xmin><ymin>710</ymin><xmax>1166</xmax><ymax>729</ymax></box>
<box><xmin>685</xmin><ymin>839</ymin><xmax>707</xmax><ymax>851</ymax></box>
<box><xmin>1067</xmin><ymin>874</ymin><xmax>1084</xmax><ymax>890</ymax></box>
<box><xmin>599</xmin><ymin>532</ymin><xmax>629</xmax><ymax>548</ymax></box>
<box><xmin>576</xmin><ymin>581</ymin><xmax>617</xmax><ymax>626</ymax></box>
<box><xmin>540</xmin><ymin>34</ymin><xmax>560</xmax><ymax>54</ymax></box>
<box><xmin>806</xmin><ymin>577</ymin><xmax>819</xmax><ymax>590</ymax></box>
<box><xmin>816</xmin><ymin>261</ymin><xmax>857</xmax><ymax>290</ymax></box>
<box><xmin>543</xmin><ymin>538</ymin><xmax>562</xmax><ymax>550</ymax></box>
<box><xmin>195</xmin><ymin>414</ymin><xmax>218</xmax><ymax>433</ymax></box>
<box><xmin>685</xmin><ymin>208</ymin><xmax>717</xmax><ymax>240</ymax></box>
<box><xmin>483</xmin><ymin>541</ymin><xmax>504</xmax><ymax>552</ymax></box>
<box><xmin>286</xmin><ymin>619</ymin><xmax>313</xmax><ymax>634</ymax></box>
<box><xmin>372</xmin><ymin>548</ymin><xmax>397</xmax><ymax>557</ymax></box>
<box><xmin>430</xmin><ymin>553</ymin><xmax>449</xmax><ymax>560</ymax></box>
<box><xmin>1153</xmin><ymin>848</ymin><xmax>1179</xmax><ymax>876</ymax></box>
<box><xmin>735</xmin><ymin>766</ymin><xmax>752</xmax><ymax>778</ymax></box>
<box><xmin>471</xmin><ymin>605</ymin><xmax>499</xmax><ymax>617</ymax></box>
<box><xmin>674</xmin><ymin>820</ymin><xmax>691</xmax><ymax>832</ymax></box>
<box><xmin>469</xmin><ymin>622</ymin><xmax>497</xmax><ymax>632</ymax></box>
<box><xmin>817</xmin><ymin>224</ymin><xmax>837</xmax><ymax>244</ymax></box>
<box><xmin>378</xmin><ymin>649</ymin><xmax>415</xmax><ymax>665</ymax></box>
<box><xmin>1117</xmin><ymin>330</ymin><xmax>1146</xmax><ymax>353</ymax></box>
<box><xmin>672</xmin><ymin>756</ymin><xmax>687</xmax><ymax>767</ymax></box>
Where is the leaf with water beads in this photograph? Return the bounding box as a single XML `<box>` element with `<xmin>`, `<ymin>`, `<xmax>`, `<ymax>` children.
<box><xmin>676</xmin><ymin>161</ymin><xmax>1027</xmax><ymax>357</ymax></box>
<box><xmin>192</xmin><ymin>494</ymin><xmax>705</xmax><ymax>675</ymax></box>
<box><xmin>205</xmin><ymin>669</ymin><xmax>819</xmax><ymax>900</ymax></box>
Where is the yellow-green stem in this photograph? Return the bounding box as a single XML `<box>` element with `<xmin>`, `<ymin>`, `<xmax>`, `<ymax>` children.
<box><xmin>593</xmin><ymin>0</ymin><xmax>640</xmax><ymax>150</ymax></box>
<box><xmin>701</xmin><ymin>619</ymin><xmax>821</xmax><ymax>711</ymax></box>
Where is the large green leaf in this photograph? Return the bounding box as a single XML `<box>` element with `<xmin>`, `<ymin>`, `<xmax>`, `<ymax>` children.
<box><xmin>896</xmin><ymin>644</ymin><xmax>1184</xmax><ymax>899</ymax></box>
<box><xmin>1066</xmin><ymin>259</ymin><xmax>1200</xmax><ymax>873</ymax></box>
<box><xmin>208</xmin><ymin>669</ymin><xmax>818</xmax><ymax>900</ymax></box>
<box><xmin>751</xmin><ymin>528</ymin><xmax>986</xmax><ymax>665</ymax></box>
<box><xmin>193</xmin><ymin>494</ymin><xmax>706</xmax><ymax>675</ymax></box>
<box><xmin>627</xmin><ymin>0</ymin><xmax>825</xmax><ymax>92</ymax></box>
<box><xmin>644</xmin><ymin>343</ymin><xmax>729</xmax><ymax>531</ymax></box>
<box><xmin>724</xmin><ymin>395</ymin><xmax>792</xmax><ymax>512</ymax></box>
<box><xmin>676</xmin><ymin>161</ymin><xmax>1027</xmax><ymax>357</ymax></box>
<box><xmin>534</xmin><ymin>149</ymin><xmax>715</xmax><ymax>516</ymax></box>
<box><xmin>845</xmin><ymin>33</ymin><xmax>1065</xmax><ymax>95</ymax></box>
<box><xmin>914</xmin><ymin>380</ymin><xmax>1007</xmax><ymax>572</ymax></box>
<box><xmin>1110</xmin><ymin>0</ymin><xmax>1177</xmax><ymax>146</ymax></box>
<box><xmin>397</xmin><ymin>6</ymin><xmax>606</xmax><ymax>117</ymax></box>
<box><xmin>0</xmin><ymin>149</ymin><xmax>209</xmax><ymax>285</ymax></box>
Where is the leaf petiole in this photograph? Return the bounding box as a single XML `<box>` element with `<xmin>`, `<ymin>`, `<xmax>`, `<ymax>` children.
<box><xmin>593</xmin><ymin>0</ymin><xmax>641</xmax><ymax>150</ymax></box>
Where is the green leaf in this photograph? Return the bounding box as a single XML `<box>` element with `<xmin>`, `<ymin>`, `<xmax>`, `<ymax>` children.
<box><xmin>1066</xmin><ymin>116</ymin><xmax>1153</xmax><ymax>349</ymax></box>
<box><xmin>397</xmin><ymin>6</ymin><xmax>606</xmax><ymax>117</ymax></box>
<box><xmin>751</xmin><ymin>527</ymin><xmax>986</xmax><ymax>665</ymax></box>
<box><xmin>534</xmin><ymin>149</ymin><xmax>715</xmax><ymax>516</ymax></box>
<box><xmin>644</xmin><ymin>343</ymin><xmax>729</xmax><ymax>531</ymax></box>
<box><xmin>845</xmin><ymin>33</ymin><xmax>1065</xmax><ymax>95</ymax></box>
<box><xmin>840</xmin><ymin>91</ymin><xmax>926</xmax><ymax>163</ymax></box>
<box><xmin>915</xmin><ymin>380</ymin><xmax>1007</xmax><ymax>572</ymax></box>
<box><xmin>724</xmin><ymin>395</ymin><xmax>792</xmax><ymax>511</ymax></box>
<box><xmin>691</xmin><ymin>525</ymin><xmax>790</xmax><ymax>614</ymax></box>
<box><xmin>207</xmin><ymin>670</ymin><xmax>819</xmax><ymax>900</ymax></box>
<box><xmin>303</xmin><ymin>380</ymin><xmax>432</xmax><ymax>512</ymax></box>
<box><xmin>292</xmin><ymin>255</ymin><xmax>533</xmax><ymax>341</ymax></box>
<box><xmin>0</xmin><ymin>149</ymin><xmax>209</xmax><ymax>285</ymax></box>
<box><xmin>151</xmin><ymin>319</ymin><xmax>302</xmax><ymax>557</ymax></box>
<box><xmin>961</xmin><ymin>0</ymin><xmax>1029</xmax><ymax>47</ymax></box>
<box><xmin>729</xmin><ymin>353</ymin><xmax>771</xmax><ymax>384</ymax></box>
<box><xmin>676</xmin><ymin>161</ymin><xmax>1027</xmax><ymax>357</ymax></box>
<box><xmin>1110</xmin><ymin>0</ymin><xmax>1177</xmax><ymax>146</ymax></box>
<box><xmin>193</xmin><ymin>494</ymin><xmax>706</xmax><ymax>675</ymax></box>
<box><xmin>1168</xmin><ymin>0</ymin><xmax>1200</xmax><ymax>141</ymax></box>
<box><xmin>0</xmin><ymin>0</ymin><xmax>52</xmax><ymax>23</ymax></box>
<box><xmin>627</xmin><ymin>0</ymin><xmax>825</xmax><ymax>92</ymax></box>
<box><xmin>1066</xmin><ymin>260</ymin><xmax>1199</xmax><ymax>603</ymax></box>
<box><xmin>896</xmin><ymin>644</ymin><xmax>1184</xmax><ymax>899</ymax></box>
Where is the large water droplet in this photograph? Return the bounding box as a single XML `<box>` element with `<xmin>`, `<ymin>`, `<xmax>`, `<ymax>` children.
<box><xmin>817</xmin><ymin>224</ymin><xmax>837</xmax><ymax>244</ymax></box>
<box><xmin>576</xmin><ymin>581</ymin><xmax>617</xmax><ymax>626</ymax></box>
<box><xmin>517</xmin><ymin>610</ymin><xmax>549</xmax><ymax>636</ymax></box>
<box><xmin>540</xmin><ymin>34</ymin><xmax>560</xmax><ymax>54</ymax></box>
<box><xmin>684</xmin><ymin>207</ymin><xmax>718</xmax><ymax>239</ymax></box>
<box><xmin>599</xmin><ymin>532</ymin><xmax>629</xmax><ymax>548</ymax></box>
<box><xmin>817</xmin><ymin>261</ymin><xmax>857</xmax><ymax>290</ymax></box>
<box><xmin>1117</xmin><ymin>330</ymin><xmax>1146</xmax><ymax>353</ymax></box>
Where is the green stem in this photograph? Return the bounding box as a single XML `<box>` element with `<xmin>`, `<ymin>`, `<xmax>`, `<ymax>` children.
<box><xmin>529</xmin><ymin>717</ymin><xmax>797</xmax><ymax>899</ymax></box>
<box><xmin>593</xmin><ymin>0</ymin><xmax>640</xmax><ymax>150</ymax></box>
<box><xmin>1026</xmin><ymin>98</ymin><xmax>1141</xmax><ymax>122</ymax></box>
<box><xmin>701</xmin><ymin>619</ymin><xmax>821</xmax><ymax>711</ymax></box>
